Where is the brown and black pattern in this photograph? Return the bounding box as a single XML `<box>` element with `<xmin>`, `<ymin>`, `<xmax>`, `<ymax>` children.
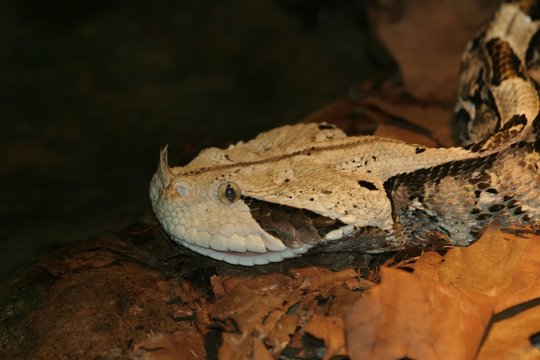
<box><xmin>242</xmin><ymin>196</ymin><xmax>344</xmax><ymax>248</ymax></box>
<box><xmin>384</xmin><ymin>152</ymin><xmax>500</xmax><ymax>199</ymax></box>
<box><xmin>466</xmin><ymin>114</ymin><xmax>529</xmax><ymax>152</ymax></box>
<box><xmin>525</xmin><ymin>28</ymin><xmax>540</xmax><ymax>73</ymax></box>
<box><xmin>486</xmin><ymin>38</ymin><xmax>526</xmax><ymax>86</ymax></box>
<box><xmin>532</xmin><ymin>105</ymin><xmax>540</xmax><ymax>148</ymax></box>
<box><xmin>467</xmin><ymin>192</ymin><xmax>520</xmax><ymax>225</ymax></box>
<box><xmin>529</xmin><ymin>121</ymin><xmax>540</xmax><ymax>146</ymax></box>
<box><xmin>534</xmin><ymin>112</ymin><xmax>540</xmax><ymax>136</ymax></box>
<box><xmin>456</xmin><ymin>64</ymin><xmax>502</xmax><ymax>144</ymax></box>
<box><xmin>383</xmin><ymin>152</ymin><xmax>501</xmax><ymax>245</ymax></box>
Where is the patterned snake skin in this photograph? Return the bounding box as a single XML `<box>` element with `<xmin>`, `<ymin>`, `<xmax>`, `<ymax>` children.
<box><xmin>149</xmin><ymin>0</ymin><xmax>540</xmax><ymax>266</ymax></box>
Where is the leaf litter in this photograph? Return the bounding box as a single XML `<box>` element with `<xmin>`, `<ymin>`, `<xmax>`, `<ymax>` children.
<box><xmin>3</xmin><ymin>217</ymin><xmax>539</xmax><ymax>359</ymax></box>
<box><xmin>2</xmin><ymin>1</ymin><xmax>540</xmax><ymax>359</ymax></box>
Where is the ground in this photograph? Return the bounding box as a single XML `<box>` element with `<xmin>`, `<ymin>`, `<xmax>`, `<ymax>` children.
<box><xmin>2</xmin><ymin>0</ymin><xmax>539</xmax><ymax>359</ymax></box>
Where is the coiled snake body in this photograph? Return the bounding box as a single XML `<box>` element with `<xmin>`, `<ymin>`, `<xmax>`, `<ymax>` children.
<box><xmin>150</xmin><ymin>1</ymin><xmax>540</xmax><ymax>266</ymax></box>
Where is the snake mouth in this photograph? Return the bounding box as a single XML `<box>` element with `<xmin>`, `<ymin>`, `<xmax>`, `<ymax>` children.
<box><xmin>171</xmin><ymin>236</ymin><xmax>312</xmax><ymax>266</ymax></box>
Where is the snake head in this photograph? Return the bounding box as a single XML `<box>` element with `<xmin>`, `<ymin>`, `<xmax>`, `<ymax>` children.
<box><xmin>149</xmin><ymin>143</ymin><xmax>317</xmax><ymax>266</ymax></box>
<box><xmin>149</xmin><ymin>123</ymin><xmax>400</xmax><ymax>266</ymax></box>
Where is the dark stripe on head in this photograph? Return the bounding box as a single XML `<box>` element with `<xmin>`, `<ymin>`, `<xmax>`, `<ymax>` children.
<box><xmin>242</xmin><ymin>196</ymin><xmax>344</xmax><ymax>248</ymax></box>
<box><xmin>179</xmin><ymin>136</ymin><xmax>404</xmax><ymax>176</ymax></box>
<box><xmin>486</xmin><ymin>38</ymin><xmax>525</xmax><ymax>86</ymax></box>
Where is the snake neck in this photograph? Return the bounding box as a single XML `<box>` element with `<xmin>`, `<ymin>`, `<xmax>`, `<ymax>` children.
<box><xmin>384</xmin><ymin>140</ymin><xmax>540</xmax><ymax>248</ymax></box>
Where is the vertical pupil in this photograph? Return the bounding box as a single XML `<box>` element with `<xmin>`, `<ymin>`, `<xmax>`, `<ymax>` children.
<box><xmin>225</xmin><ymin>184</ymin><xmax>236</xmax><ymax>201</ymax></box>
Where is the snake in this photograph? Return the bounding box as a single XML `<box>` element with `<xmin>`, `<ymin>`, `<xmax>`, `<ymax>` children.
<box><xmin>149</xmin><ymin>0</ymin><xmax>540</xmax><ymax>266</ymax></box>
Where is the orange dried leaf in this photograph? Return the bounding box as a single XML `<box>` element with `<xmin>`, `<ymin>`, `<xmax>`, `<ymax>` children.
<box><xmin>345</xmin><ymin>267</ymin><xmax>493</xmax><ymax>360</ymax></box>
<box><xmin>218</xmin><ymin>273</ymin><xmax>297</xmax><ymax>294</ymax></box>
<box><xmin>262</xmin><ymin>309</ymin><xmax>287</xmax><ymax>335</ymax></box>
<box><xmin>412</xmin><ymin>251</ymin><xmax>443</xmax><ymax>280</ymax></box>
<box><xmin>304</xmin><ymin>315</ymin><xmax>347</xmax><ymax>360</ymax></box>
<box><xmin>478</xmin><ymin>303</ymin><xmax>540</xmax><ymax>359</ymax></box>
<box><xmin>301</xmin><ymin>98</ymin><xmax>356</xmax><ymax>125</ymax></box>
<box><xmin>219</xmin><ymin>333</ymin><xmax>252</xmax><ymax>360</ymax></box>
<box><xmin>132</xmin><ymin>331</ymin><xmax>205</xmax><ymax>360</ymax></box>
<box><xmin>362</xmin><ymin>96</ymin><xmax>454</xmax><ymax>146</ymax></box>
<box><xmin>210</xmin><ymin>284</ymin><xmax>286</xmax><ymax>335</ymax></box>
<box><xmin>370</xmin><ymin>0</ymin><xmax>497</xmax><ymax>102</ymax></box>
<box><xmin>291</xmin><ymin>267</ymin><xmax>360</xmax><ymax>291</ymax></box>
<box><xmin>266</xmin><ymin>313</ymin><xmax>298</xmax><ymax>355</ymax></box>
<box><xmin>439</xmin><ymin>224</ymin><xmax>540</xmax><ymax>312</ymax></box>
<box><xmin>252</xmin><ymin>338</ymin><xmax>274</xmax><ymax>360</ymax></box>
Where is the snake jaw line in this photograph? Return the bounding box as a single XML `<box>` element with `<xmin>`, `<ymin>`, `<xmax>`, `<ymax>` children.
<box><xmin>150</xmin><ymin>1</ymin><xmax>540</xmax><ymax>265</ymax></box>
<box><xmin>173</xmin><ymin>235</ymin><xmax>312</xmax><ymax>266</ymax></box>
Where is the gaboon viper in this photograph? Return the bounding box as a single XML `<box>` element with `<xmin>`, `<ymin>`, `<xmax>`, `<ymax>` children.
<box><xmin>150</xmin><ymin>0</ymin><xmax>540</xmax><ymax>266</ymax></box>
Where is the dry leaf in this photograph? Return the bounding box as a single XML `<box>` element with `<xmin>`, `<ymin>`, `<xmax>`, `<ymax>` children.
<box><xmin>42</xmin><ymin>250</ymin><xmax>118</xmax><ymax>276</ymax></box>
<box><xmin>370</xmin><ymin>0</ymin><xmax>498</xmax><ymax>102</ymax></box>
<box><xmin>216</xmin><ymin>273</ymin><xmax>297</xmax><ymax>294</ymax></box>
<box><xmin>301</xmin><ymin>98</ymin><xmax>357</xmax><ymax>126</ymax></box>
<box><xmin>361</xmin><ymin>96</ymin><xmax>454</xmax><ymax>146</ymax></box>
<box><xmin>438</xmin><ymin>224</ymin><xmax>540</xmax><ymax>312</ymax></box>
<box><xmin>345</xmin><ymin>267</ymin><xmax>493</xmax><ymax>360</ymax></box>
<box><xmin>374</xmin><ymin>122</ymin><xmax>438</xmax><ymax>147</ymax></box>
<box><xmin>267</xmin><ymin>313</ymin><xmax>299</xmax><ymax>355</ymax></box>
<box><xmin>210</xmin><ymin>274</ymin><xmax>226</xmax><ymax>297</ymax></box>
<box><xmin>478</xmin><ymin>303</ymin><xmax>540</xmax><ymax>359</ymax></box>
<box><xmin>210</xmin><ymin>284</ymin><xmax>286</xmax><ymax>335</ymax></box>
<box><xmin>219</xmin><ymin>333</ymin><xmax>253</xmax><ymax>360</ymax></box>
<box><xmin>412</xmin><ymin>251</ymin><xmax>443</xmax><ymax>280</ymax></box>
<box><xmin>218</xmin><ymin>334</ymin><xmax>274</xmax><ymax>360</ymax></box>
<box><xmin>291</xmin><ymin>267</ymin><xmax>360</xmax><ymax>291</ymax></box>
<box><xmin>304</xmin><ymin>315</ymin><xmax>347</xmax><ymax>360</ymax></box>
<box><xmin>133</xmin><ymin>331</ymin><xmax>205</xmax><ymax>360</ymax></box>
<box><xmin>262</xmin><ymin>309</ymin><xmax>287</xmax><ymax>335</ymax></box>
<box><xmin>252</xmin><ymin>338</ymin><xmax>274</xmax><ymax>360</ymax></box>
<box><xmin>207</xmin><ymin>266</ymin><xmax>371</xmax><ymax>358</ymax></box>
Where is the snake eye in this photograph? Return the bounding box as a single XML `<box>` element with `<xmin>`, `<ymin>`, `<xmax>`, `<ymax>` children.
<box><xmin>218</xmin><ymin>182</ymin><xmax>241</xmax><ymax>204</ymax></box>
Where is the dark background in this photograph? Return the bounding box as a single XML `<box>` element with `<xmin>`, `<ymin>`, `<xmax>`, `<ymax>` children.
<box><xmin>1</xmin><ymin>0</ymin><xmax>379</xmax><ymax>285</ymax></box>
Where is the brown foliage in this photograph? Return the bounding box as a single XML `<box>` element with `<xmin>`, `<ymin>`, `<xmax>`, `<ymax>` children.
<box><xmin>2</xmin><ymin>1</ymin><xmax>539</xmax><ymax>359</ymax></box>
<box><xmin>3</xmin><ymin>222</ymin><xmax>539</xmax><ymax>359</ymax></box>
